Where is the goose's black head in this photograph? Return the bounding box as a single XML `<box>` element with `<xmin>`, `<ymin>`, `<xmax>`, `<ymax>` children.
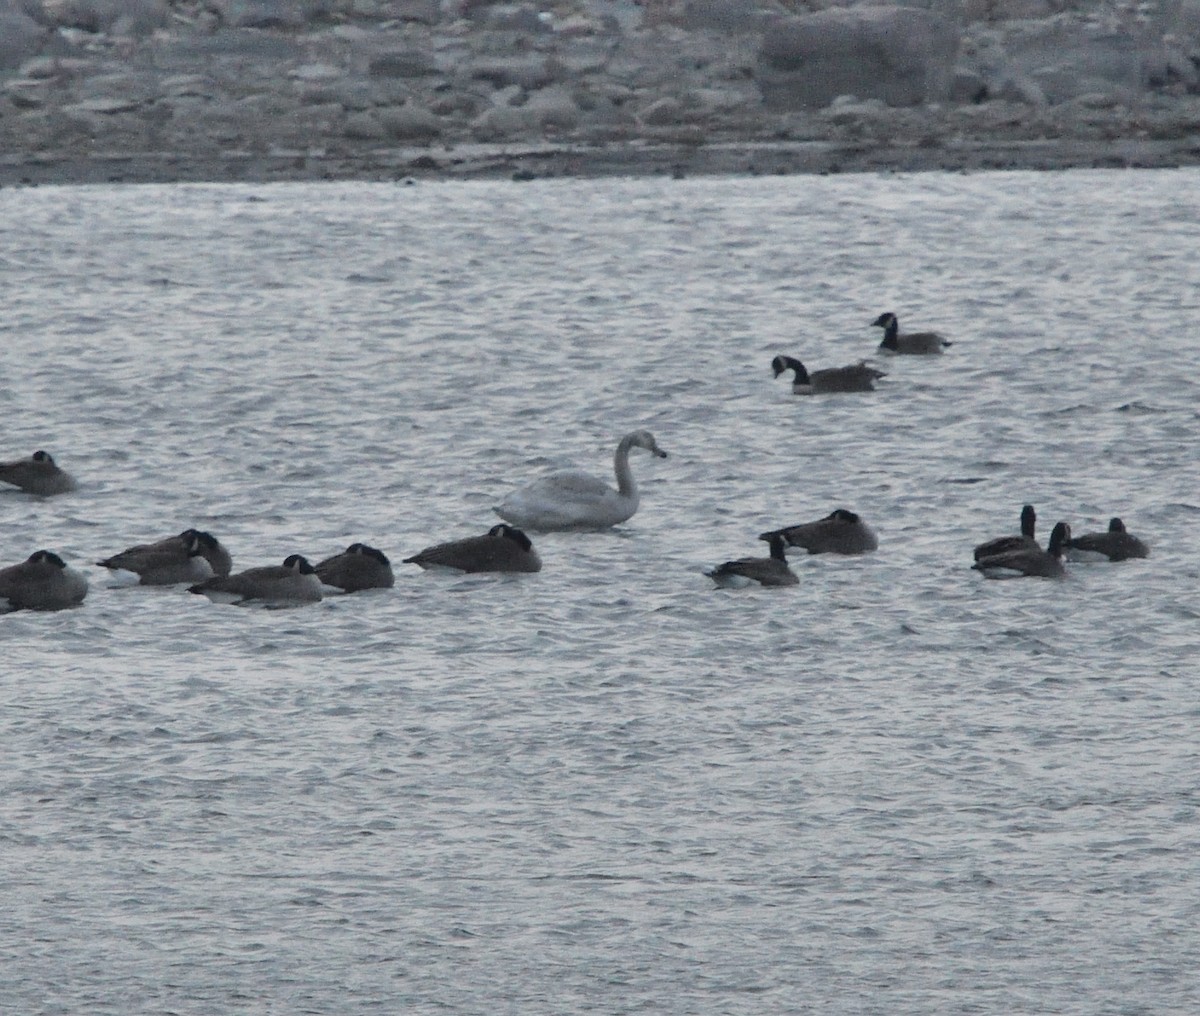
<box><xmin>29</xmin><ymin>549</ymin><xmax>66</xmax><ymax>568</ymax></box>
<box><xmin>1108</xmin><ymin>518</ymin><xmax>1126</xmax><ymax>533</ymax></box>
<box><xmin>759</xmin><ymin>531</ymin><xmax>788</xmax><ymax>560</ymax></box>
<box><xmin>1020</xmin><ymin>505</ymin><xmax>1036</xmax><ymax>537</ymax></box>
<box><xmin>827</xmin><ymin>508</ymin><xmax>861</xmax><ymax>524</ymax></box>
<box><xmin>32</xmin><ymin>450</ymin><xmax>55</xmax><ymax>465</ymax></box>
<box><xmin>283</xmin><ymin>554</ymin><xmax>316</xmax><ymax>574</ymax></box>
<box><xmin>180</xmin><ymin>529</ymin><xmax>221</xmax><ymax>551</ymax></box>
<box><xmin>490</xmin><ymin>524</ymin><xmax>533</xmax><ymax>552</ymax></box>
<box><xmin>347</xmin><ymin>543</ymin><xmax>391</xmax><ymax>566</ymax></box>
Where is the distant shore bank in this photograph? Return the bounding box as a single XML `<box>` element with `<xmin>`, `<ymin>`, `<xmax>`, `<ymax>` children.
<box><xmin>3</xmin><ymin>134</ymin><xmax>1198</xmax><ymax>188</ymax></box>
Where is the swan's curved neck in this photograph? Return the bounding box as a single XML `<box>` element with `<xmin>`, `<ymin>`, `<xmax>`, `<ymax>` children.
<box><xmin>613</xmin><ymin>437</ymin><xmax>640</xmax><ymax>498</ymax></box>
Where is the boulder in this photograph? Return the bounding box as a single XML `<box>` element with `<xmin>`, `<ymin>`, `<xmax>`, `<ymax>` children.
<box><xmin>213</xmin><ymin>0</ymin><xmax>334</xmax><ymax>29</ymax></box>
<box><xmin>0</xmin><ymin>7</ymin><xmax>47</xmax><ymax>72</ymax></box>
<box><xmin>377</xmin><ymin>103</ymin><xmax>443</xmax><ymax>140</ymax></box>
<box><xmin>38</xmin><ymin>0</ymin><xmax>169</xmax><ymax>34</ymax></box>
<box><xmin>756</xmin><ymin>6</ymin><xmax>959</xmax><ymax>110</ymax></box>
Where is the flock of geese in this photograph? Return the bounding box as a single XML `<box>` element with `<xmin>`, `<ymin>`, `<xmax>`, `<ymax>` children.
<box><xmin>1</xmin><ymin>314</ymin><xmax>1149</xmax><ymax>609</ymax></box>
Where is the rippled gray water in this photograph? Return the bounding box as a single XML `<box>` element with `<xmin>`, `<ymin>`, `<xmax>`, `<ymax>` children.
<box><xmin>3</xmin><ymin>170</ymin><xmax>1200</xmax><ymax>1014</ymax></box>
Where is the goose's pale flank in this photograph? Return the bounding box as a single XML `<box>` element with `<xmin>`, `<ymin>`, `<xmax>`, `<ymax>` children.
<box><xmin>1066</xmin><ymin>517</ymin><xmax>1149</xmax><ymax>562</ymax></box>
<box><xmin>314</xmin><ymin>543</ymin><xmax>395</xmax><ymax>591</ymax></box>
<box><xmin>705</xmin><ymin>533</ymin><xmax>799</xmax><ymax>588</ymax></box>
<box><xmin>494</xmin><ymin>429</ymin><xmax>667</xmax><ymax>530</ymax></box>
<box><xmin>97</xmin><ymin>530</ymin><xmax>217</xmax><ymax>585</ymax></box>
<box><xmin>872</xmin><ymin>312</ymin><xmax>950</xmax><ymax>355</ymax></box>
<box><xmin>761</xmin><ymin>508</ymin><xmax>878</xmax><ymax>555</ymax></box>
<box><xmin>973</xmin><ymin>521</ymin><xmax>1070</xmax><ymax>579</ymax></box>
<box><xmin>771</xmin><ymin>354</ymin><xmax>885</xmax><ymax>394</ymax></box>
<box><xmin>973</xmin><ymin>505</ymin><xmax>1038</xmax><ymax>562</ymax></box>
<box><xmin>0</xmin><ymin>550</ymin><xmax>88</xmax><ymax>611</ymax></box>
<box><xmin>0</xmin><ymin>450</ymin><xmax>76</xmax><ymax>495</ymax></box>
<box><xmin>405</xmin><ymin>524</ymin><xmax>542</xmax><ymax>574</ymax></box>
<box><xmin>189</xmin><ymin>554</ymin><xmax>323</xmax><ymax>604</ymax></box>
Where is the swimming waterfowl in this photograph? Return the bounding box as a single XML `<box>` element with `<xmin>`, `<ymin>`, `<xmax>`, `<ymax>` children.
<box><xmin>98</xmin><ymin>534</ymin><xmax>213</xmax><ymax>586</ymax></box>
<box><xmin>1066</xmin><ymin>518</ymin><xmax>1149</xmax><ymax>562</ymax></box>
<box><xmin>705</xmin><ymin>532</ymin><xmax>799</xmax><ymax>588</ymax></box>
<box><xmin>972</xmin><ymin>521</ymin><xmax>1070</xmax><ymax>579</ymax></box>
<box><xmin>973</xmin><ymin>505</ymin><xmax>1038</xmax><ymax>562</ymax></box>
<box><xmin>0</xmin><ymin>550</ymin><xmax>88</xmax><ymax>611</ymax></box>
<box><xmin>404</xmin><ymin>524</ymin><xmax>542</xmax><ymax>574</ymax></box>
<box><xmin>494</xmin><ymin>429</ymin><xmax>667</xmax><ymax>530</ymax></box>
<box><xmin>188</xmin><ymin>554</ymin><xmax>323</xmax><ymax>604</ymax></box>
<box><xmin>872</xmin><ymin>312</ymin><xmax>950</xmax><ymax>355</ymax></box>
<box><xmin>314</xmin><ymin>543</ymin><xmax>396</xmax><ymax>591</ymax></box>
<box><xmin>771</xmin><ymin>354</ymin><xmax>885</xmax><ymax>394</ymax></box>
<box><xmin>761</xmin><ymin>508</ymin><xmax>878</xmax><ymax>555</ymax></box>
<box><xmin>97</xmin><ymin>530</ymin><xmax>223</xmax><ymax>585</ymax></box>
<box><xmin>0</xmin><ymin>450</ymin><xmax>76</xmax><ymax>495</ymax></box>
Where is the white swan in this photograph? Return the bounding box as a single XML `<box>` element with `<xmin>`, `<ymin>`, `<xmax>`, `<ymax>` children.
<box><xmin>494</xmin><ymin>430</ymin><xmax>668</xmax><ymax>530</ymax></box>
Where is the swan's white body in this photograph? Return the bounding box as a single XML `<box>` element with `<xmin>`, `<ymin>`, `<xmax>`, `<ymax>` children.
<box><xmin>494</xmin><ymin>430</ymin><xmax>667</xmax><ymax>531</ymax></box>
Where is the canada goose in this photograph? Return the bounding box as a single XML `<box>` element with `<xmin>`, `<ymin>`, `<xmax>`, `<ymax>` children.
<box><xmin>314</xmin><ymin>543</ymin><xmax>396</xmax><ymax>591</ymax></box>
<box><xmin>97</xmin><ymin>530</ymin><xmax>216</xmax><ymax>585</ymax></box>
<box><xmin>771</xmin><ymin>354</ymin><xmax>885</xmax><ymax>394</ymax></box>
<box><xmin>973</xmin><ymin>505</ymin><xmax>1038</xmax><ymax>562</ymax></box>
<box><xmin>761</xmin><ymin>508</ymin><xmax>878</xmax><ymax>555</ymax></box>
<box><xmin>972</xmin><ymin>521</ymin><xmax>1070</xmax><ymax>579</ymax></box>
<box><xmin>704</xmin><ymin>532</ymin><xmax>799</xmax><ymax>588</ymax></box>
<box><xmin>0</xmin><ymin>550</ymin><xmax>88</xmax><ymax>611</ymax></box>
<box><xmin>189</xmin><ymin>554</ymin><xmax>323</xmax><ymax>604</ymax></box>
<box><xmin>405</xmin><ymin>524</ymin><xmax>542</xmax><ymax>573</ymax></box>
<box><xmin>0</xmin><ymin>450</ymin><xmax>76</xmax><ymax>495</ymax></box>
<box><xmin>872</xmin><ymin>312</ymin><xmax>950</xmax><ymax>354</ymax></box>
<box><xmin>494</xmin><ymin>429</ymin><xmax>667</xmax><ymax>530</ymax></box>
<box><xmin>1066</xmin><ymin>518</ymin><xmax>1149</xmax><ymax>562</ymax></box>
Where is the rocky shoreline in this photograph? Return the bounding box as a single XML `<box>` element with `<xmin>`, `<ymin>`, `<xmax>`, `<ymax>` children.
<box><xmin>3</xmin><ymin>0</ymin><xmax>1200</xmax><ymax>187</ymax></box>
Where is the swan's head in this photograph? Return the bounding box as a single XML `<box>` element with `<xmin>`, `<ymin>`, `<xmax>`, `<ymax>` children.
<box><xmin>283</xmin><ymin>554</ymin><xmax>316</xmax><ymax>574</ymax></box>
<box><xmin>627</xmin><ymin>430</ymin><xmax>667</xmax><ymax>459</ymax></box>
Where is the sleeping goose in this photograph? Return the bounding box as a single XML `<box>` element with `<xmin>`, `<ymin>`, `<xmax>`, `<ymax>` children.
<box><xmin>405</xmin><ymin>524</ymin><xmax>542</xmax><ymax>574</ymax></box>
<box><xmin>494</xmin><ymin>429</ymin><xmax>667</xmax><ymax>530</ymax></box>
<box><xmin>704</xmin><ymin>532</ymin><xmax>799</xmax><ymax>588</ymax></box>
<box><xmin>760</xmin><ymin>508</ymin><xmax>878</xmax><ymax>555</ymax></box>
<box><xmin>0</xmin><ymin>550</ymin><xmax>88</xmax><ymax>611</ymax></box>
<box><xmin>314</xmin><ymin>543</ymin><xmax>395</xmax><ymax>591</ymax></box>
<box><xmin>98</xmin><ymin>533</ymin><xmax>214</xmax><ymax>586</ymax></box>
<box><xmin>189</xmin><ymin>554</ymin><xmax>322</xmax><ymax>605</ymax></box>
<box><xmin>872</xmin><ymin>312</ymin><xmax>950</xmax><ymax>355</ymax></box>
<box><xmin>97</xmin><ymin>529</ymin><xmax>225</xmax><ymax>585</ymax></box>
<box><xmin>973</xmin><ymin>505</ymin><xmax>1038</xmax><ymax>562</ymax></box>
<box><xmin>1066</xmin><ymin>518</ymin><xmax>1149</xmax><ymax>562</ymax></box>
<box><xmin>972</xmin><ymin>521</ymin><xmax>1070</xmax><ymax>579</ymax></box>
<box><xmin>0</xmin><ymin>450</ymin><xmax>76</xmax><ymax>495</ymax></box>
<box><xmin>771</xmin><ymin>354</ymin><xmax>885</xmax><ymax>394</ymax></box>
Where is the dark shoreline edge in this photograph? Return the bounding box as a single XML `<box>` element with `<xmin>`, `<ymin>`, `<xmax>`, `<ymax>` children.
<box><xmin>3</xmin><ymin>136</ymin><xmax>1198</xmax><ymax>188</ymax></box>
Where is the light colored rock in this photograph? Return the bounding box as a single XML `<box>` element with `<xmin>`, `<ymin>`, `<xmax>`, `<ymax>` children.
<box><xmin>523</xmin><ymin>85</ymin><xmax>581</xmax><ymax>129</ymax></box>
<box><xmin>469</xmin><ymin>55</ymin><xmax>558</xmax><ymax>90</ymax></box>
<box><xmin>638</xmin><ymin>95</ymin><xmax>685</xmax><ymax>125</ymax></box>
<box><xmin>377</xmin><ymin>103</ymin><xmax>443</xmax><ymax>139</ymax></box>
<box><xmin>757</xmin><ymin>6</ymin><xmax>960</xmax><ymax>109</ymax></box>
